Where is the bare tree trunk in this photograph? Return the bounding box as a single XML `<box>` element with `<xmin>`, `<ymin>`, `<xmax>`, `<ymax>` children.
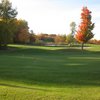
<box><xmin>0</xmin><ymin>44</ymin><xmax>1</xmax><ymax>50</ymax></box>
<box><xmin>82</xmin><ymin>43</ymin><xmax>84</xmax><ymax>50</ymax></box>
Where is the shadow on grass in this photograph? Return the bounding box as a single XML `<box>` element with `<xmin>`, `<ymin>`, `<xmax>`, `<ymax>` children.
<box><xmin>0</xmin><ymin>45</ymin><xmax>100</xmax><ymax>88</ymax></box>
<box><xmin>0</xmin><ymin>44</ymin><xmax>99</xmax><ymax>56</ymax></box>
<box><xmin>0</xmin><ymin>83</ymin><xmax>50</xmax><ymax>91</ymax></box>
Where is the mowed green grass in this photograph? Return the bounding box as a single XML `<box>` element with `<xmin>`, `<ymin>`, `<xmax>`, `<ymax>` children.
<box><xmin>0</xmin><ymin>44</ymin><xmax>100</xmax><ymax>100</ymax></box>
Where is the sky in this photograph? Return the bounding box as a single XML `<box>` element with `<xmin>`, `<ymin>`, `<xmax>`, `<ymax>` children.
<box><xmin>10</xmin><ymin>0</ymin><xmax>100</xmax><ymax>39</ymax></box>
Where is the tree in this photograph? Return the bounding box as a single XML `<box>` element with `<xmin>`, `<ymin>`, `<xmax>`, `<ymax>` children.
<box><xmin>75</xmin><ymin>7</ymin><xmax>94</xmax><ymax>50</ymax></box>
<box><xmin>0</xmin><ymin>0</ymin><xmax>17</xmax><ymax>49</ymax></box>
<box><xmin>70</xmin><ymin>22</ymin><xmax>76</xmax><ymax>36</ymax></box>
<box><xmin>54</xmin><ymin>35</ymin><xmax>66</xmax><ymax>44</ymax></box>
<box><xmin>0</xmin><ymin>0</ymin><xmax>17</xmax><ymax>21</ymax></box>
<box><xmin>66</xmin><ymin>34</ymin><xmax>74</xmax><ymax>46</ymax></box>
<box><xmin>66</xmin><ymin>22</ymin><xmax>76</xmax><ymax>46</ymax></box>
<box><xmin>29</xmin><ymin>30</ymin><xmax>36</xmax><ymax>44</ymax></box>
<box><xmin>14</xmin><ymin>19</ymin><xmax>30</xmax><ymax>44</ymax></box>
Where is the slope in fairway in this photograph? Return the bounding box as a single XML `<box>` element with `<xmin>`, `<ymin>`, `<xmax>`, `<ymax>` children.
<box><xmin>0</xmin><ymin>44</ymin><xmax>100</xmax><ymax>100</ymax></box>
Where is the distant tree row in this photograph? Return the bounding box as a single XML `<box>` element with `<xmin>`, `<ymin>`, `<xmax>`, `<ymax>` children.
<box><xmin>0</xmin><ymin>0</ymin><xmax>33</xmax><ymax>49</ymax></box>
<box><xmin>0</xmin><ymin>0</ymin><xmax>76</xmax><ymax>48</ymax></box>
<box><xmin>0</xmin><ymin>0</ymin><xmax>95</xmax><ymax>50</ymax></box>
<box><xmin>88</xmin><ymin>39</ymin><xmax>100</xmax><ymax>45</ymax></box>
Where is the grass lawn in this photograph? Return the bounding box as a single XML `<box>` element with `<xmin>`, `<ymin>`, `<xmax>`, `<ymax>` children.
<box><xmin>0</xmin><ymin>44</ymin><xmax>100</xmax><ymax>100</ymax></box>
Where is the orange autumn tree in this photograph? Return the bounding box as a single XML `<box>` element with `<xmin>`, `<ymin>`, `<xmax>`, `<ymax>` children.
<box><xmin>75</xmin><ymin>7</ymin><xmax>94</xmax><ymax>50</ymax></box>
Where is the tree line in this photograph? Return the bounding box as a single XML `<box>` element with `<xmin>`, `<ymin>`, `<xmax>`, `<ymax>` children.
<box><xmin>0</xmin><ymin>0</ymin><xmax>95</xmax><ymax>50</ymax></box>
<box><xmin>0</xmin><ymin>0</ymin><xmax>76</xmax><ymax>49</ymax></box>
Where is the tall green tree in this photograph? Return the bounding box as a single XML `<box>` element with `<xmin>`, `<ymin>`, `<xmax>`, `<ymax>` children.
<box><xmin>70</xmin><ymin>22</ymin><xmax>76</xmax><ymax>36</ymax></box>
<box><xmin>66</xmin><ymin>22</ymin><xmax>76</xmax><ymax>46</ymax></box>
<box><xmin>0</xmin><ymin>0</ymin><xmax>17</xmax><ymax>22</ymax></box>
<box><xmin>0</xmin><ymin>0</ymin><xmax>17</xmax><ymax>49</ymax></box>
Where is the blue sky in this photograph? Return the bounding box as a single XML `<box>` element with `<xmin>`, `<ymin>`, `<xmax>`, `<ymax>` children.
<box><xmin>10</xmin><ymin>0</ymin><xmax>100</xmax><ymax>39</ymax></box>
